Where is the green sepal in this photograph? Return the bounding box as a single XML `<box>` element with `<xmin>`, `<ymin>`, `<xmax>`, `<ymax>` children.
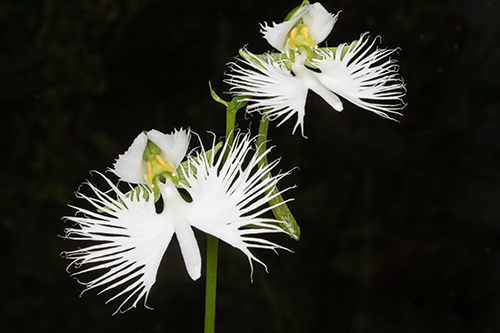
<box><xmin>239</xmin><ymin>43</ymin><xmax>355</xmax><ymax>72</ymax></box>
<box><xmin>239</xmin><ymin>49</ymin><xmax>292</xmax><ymax>70</ymax></box>
<box><xmin>127</xmin><ymin>183</ymin><xmax>152</xmax><ymax>202</ymax></box>
<box><xmin>176</xmin><ymin>142</ymin><xmax>223</xmax><ymax>187</ymax></box>
<box><xmin>325</xmin><ymin>41</ymin><xmax>357</xmax><ymax>61</ymax></box>
<box><xmin>97</xmin><ymin>184</ymin><xmax>152</xmax><ymax>213</ymax></box>
<box><xmin>299</xmin><ymin>42</ymin><xmax>358</xmax><ymax>69</ymax></box>
<box><xmin>284</xmin><ymin>1</ymin><xmax>310</xmax><ymax>21</ymax></box>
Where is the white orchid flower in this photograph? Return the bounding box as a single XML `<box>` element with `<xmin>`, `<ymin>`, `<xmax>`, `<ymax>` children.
<box><xmin>226</xmin><ymin>2</ymin><xmax>406</xmax><ymax>137</ymax></box>
<box><xmin>62</xmin><ymin>129</ymin><xmax>291</xmax><ymax>314</ymax></box>
<box><xmin>261</xmin><ymin>2</ymin><xmax>338</xmax><ymax>55</ymax></box>
<box><xmin>112</xmin><ymin>128</ymin><xmax>190</xmax><ymax>185</ymax></box>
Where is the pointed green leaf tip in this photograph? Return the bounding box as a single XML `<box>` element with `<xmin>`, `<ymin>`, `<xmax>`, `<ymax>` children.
<box><xmin>208</xmin><ymin>81</ymin><xmax>247</xmax><ymax>117</ymax></box>
<box><xmin>208</xmin><ymin>81</ymin><xmax>228</xmax><ymax>107</ymax></box>
<box><xmin>209</xmin><ymin>81</ymin><xmax>247</xmax><ymax>114</ymax></box>
<box><xmin>284</xmin><ymin>0</ymin><xmax>310</xmax><ymax>21</ymax></box>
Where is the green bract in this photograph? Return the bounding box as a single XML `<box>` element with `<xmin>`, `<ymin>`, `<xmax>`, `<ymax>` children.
<box><xmin>208</xmin><ymin>81</ymin><xmax>248</xmax><ymax>113</ymax></box>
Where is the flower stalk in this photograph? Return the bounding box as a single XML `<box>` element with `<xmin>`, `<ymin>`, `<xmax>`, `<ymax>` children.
<box><xmin>204</xmin><ymin>234</ymin><xmax>218</xmax><ymax>333</ymax></box>
<box><xmin>204</xmin><ymin>85</ymin><xmax>248</xmax><ymax>333</ymax></box>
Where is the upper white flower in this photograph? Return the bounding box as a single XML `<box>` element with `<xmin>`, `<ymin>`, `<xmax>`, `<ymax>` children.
<box><xmin>261</xmin><ymin>2</ymin><xmax>338</xmax><ymax>54</ymax></box>
<box><xmin>62</xmin><ymin>129</ymin><xmax>291</xmax><ymax>314</ymax></box>
<box><xmin>226</xmin><ymin>2</ymin><xmax>406</xmax><ymax>137</ymax></box>
<box><xmin>112</xmin><ymin>128</ymin><xmax>190</xmax><ymax>184</ymax></box>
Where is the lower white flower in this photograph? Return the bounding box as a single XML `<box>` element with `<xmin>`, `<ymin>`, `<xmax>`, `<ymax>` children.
<box><xmin>62</xmin><ymin>129</ymin><xmax>292</xmax><ymax>314</ymax></box>
<box><xmin>226</xmin><ymin>33</ymin><xmax>406</xmax><ymax>137</ymax></box>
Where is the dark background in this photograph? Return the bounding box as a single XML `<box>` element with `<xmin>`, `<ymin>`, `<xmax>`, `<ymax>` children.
<box><xmin>2</xmin><ymin>0</ymin><xmax>500</xmax><ymax>332</ymax></box>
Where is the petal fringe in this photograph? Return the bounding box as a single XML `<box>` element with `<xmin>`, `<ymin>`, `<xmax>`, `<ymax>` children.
<box><xmin>63</xmin><ymin>130</ymin><xmax>294</xmax><ymax>313</ymax></box>
<box><xmin>62</xmin><ymin>173</ymin><xmax>174</xmax><ymax>314</ymax></box>
<box><xmin>225</xmin><ymin>51</ymin><xmax>310</xmax><ymax>136</ymax></box>
<box><xmin>181</xmin><ymin>132</ymin><xmax>292</xmax><ymax>277</ymax></box>
<box><xmin>313</xmin><ymin>33</ymin><xmax>406</xmax><ymax>119</ymax></box>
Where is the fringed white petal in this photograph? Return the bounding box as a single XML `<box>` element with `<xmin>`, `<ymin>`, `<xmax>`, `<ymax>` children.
<box><xmin>225</xmin><ymin>52</ymin><xmax>310</xmax><ymax>136</ymax></box>
<box><xmin>181</xmin><ymin>132</ymin><xmax>292</xmax><ymax>276</ymax></box>
<box><xmin>301</xmin><ymin>3</ymin><xmax>338</xmax><ymax>45</ymax></box>
<box><xmin>62</xmin><ymin>173</ymin><xmax>174</xmax><ymax>315</ymax></box>
<box><xmin>312</xmin><ymin>34</ymin><xmax>406</xmax><ymax>120</ymax></box>
<box><xmin>147</xmin><ymin>128</ymin><xmax>191</xmax><ymax>168</ymax></box>
<box><xmin>64</xmin><ymin>129</ymin><xmax>293</xmax><ymax>312</ymax></box>
<box><xmin>112</xmin><ymin>132</ymin><xmax>148</xmax><ymax>184</ymax></box>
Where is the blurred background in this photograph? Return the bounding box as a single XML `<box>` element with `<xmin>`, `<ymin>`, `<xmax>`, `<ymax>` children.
<box><xmin>1</xmin><ymin>0</ymin><xmax>500</xmax><ymax>332</ymax></box>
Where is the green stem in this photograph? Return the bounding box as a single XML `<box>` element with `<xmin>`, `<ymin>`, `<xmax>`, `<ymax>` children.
<box><xmin>204</xmin><ymin>96</ymin><xmax>240</xmax><ymax>333</ymax></box>
<box><xmin>256</xmin><ymin>115</ymin><xmax>270</xmax><ymax>157</ymax></box>
<box><xmin>204</xmin><ymin>234</ymin><xmax>218</xmax><ymax>333</ymax></box>
<box><xmin>222</xmin><ymin>97</ymin><xmax>238</xmax><ymax>160</ymax></box>
<box><xmin>225</xmin><ymin>106</ymin><xmax>237</xmax><ymax>146</ymax></box>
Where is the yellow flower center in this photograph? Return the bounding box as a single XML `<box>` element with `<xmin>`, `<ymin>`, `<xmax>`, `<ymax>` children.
<box><xmin>146</xmin><ymin>154</ymin><xmax>177</xmax><ymax>187</ymax></box>
<box><xmin>287</xmin><ymin>24</ymin><xmax>317</xmax><ymax>50</ymax></box>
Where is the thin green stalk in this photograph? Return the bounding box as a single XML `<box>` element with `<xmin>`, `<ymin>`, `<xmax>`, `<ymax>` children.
<box><xmin>223</xmin><ymin>103</ymin><xmax>237</xmax><ymax>161</ymax></box>
<box><xmin>204</xmin><ymin>92</ymin><xmax>241</xmax><ymax>333</ymax></box>
<box><xmin>204</xmin><ymin>235</ymin><xmax>218</xmax><ymax>333</ymax></box>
